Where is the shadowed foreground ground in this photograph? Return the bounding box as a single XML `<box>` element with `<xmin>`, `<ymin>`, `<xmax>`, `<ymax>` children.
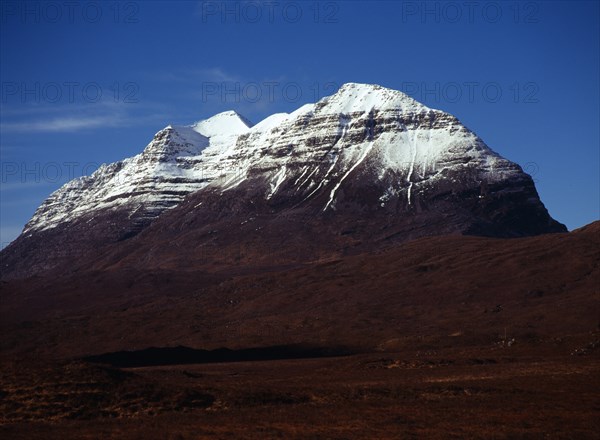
<box><xmin>1</xmin><ymin>347</ymin><xmax>599</xmax><ymax>439</ymax></box>
<box><xmin>1</xmin><ymin>223</ymin><xmax>598</xmax><ymax>438</ymax></box>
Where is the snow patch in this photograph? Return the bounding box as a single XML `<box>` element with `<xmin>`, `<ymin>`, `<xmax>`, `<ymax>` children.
<box><xmin>267</xmin><ymin>165</ymin><xmax>287</xmax><ymax>199</ymax></box>
<box><xmin>324</xmin><ymin>140</ymin><xmax>375</xmax><ymax>211</ymax></box>
<box><xmin>192</xmin><ymin>111</ymin><xmax>252</xmax><ymax>138</ymax></box>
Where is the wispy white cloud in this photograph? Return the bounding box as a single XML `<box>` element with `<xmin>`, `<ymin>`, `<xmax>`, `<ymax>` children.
<box><xmin>1</xmin><ymin>114</ymin><xmax>126</xmax><ymax>132</ymax></box>
<box><xmin>0</xmin><ymin>100</ymin><xmax>169</xmax><ymax>133</ymax></box>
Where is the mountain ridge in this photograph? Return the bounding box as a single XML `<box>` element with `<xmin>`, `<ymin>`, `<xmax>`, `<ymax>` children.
<box><xmin>1</xmin><ymin>82</ymin><xmax>566</xmax><ymax>279</ymax></box>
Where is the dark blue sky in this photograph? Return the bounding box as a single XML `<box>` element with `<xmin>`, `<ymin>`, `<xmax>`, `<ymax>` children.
<box><xmin>1</xmin><ymin>1</ymin><xmax>599</xmax><ymax>246</ymax></box>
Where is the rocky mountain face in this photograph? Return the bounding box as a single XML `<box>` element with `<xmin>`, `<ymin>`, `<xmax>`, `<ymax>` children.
<box><xmin>1</xmin><ymin>83</ymin><xmax>566</xmax><ymax>279</ymax></box>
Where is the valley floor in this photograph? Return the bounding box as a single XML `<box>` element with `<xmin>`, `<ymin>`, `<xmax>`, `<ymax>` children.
<box><xmin>1</xmin><ymin>346</ymin><xmax>599</xmax><ymax>439</ymax></box>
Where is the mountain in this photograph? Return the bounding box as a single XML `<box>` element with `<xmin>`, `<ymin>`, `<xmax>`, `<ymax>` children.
<box><xmin>0</xmin><ymin>83</ymin><xmax>566</xmax><ymax>279</ymax></box>
<box><xmin>2</xmin><ymin>221</ymin><xmax>598</xmax><ymax>360</ymax></box>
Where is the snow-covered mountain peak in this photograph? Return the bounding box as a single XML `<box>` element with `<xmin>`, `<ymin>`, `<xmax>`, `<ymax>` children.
<box><xmin>317</xmin><ymin>82</ymin><xmax>430</xmax><ymax>115</ymax></box>
<box><xmin>141</xmin><ymin>125</ymin><xmax>209</xmax><ymax>160</ymax></box>
<box><xmin>191</xmin><ymin>110</ymin><xmax>252</xmax><ymax>138</ymax></box>
<box><xmin>15</xmin><ymin>82</ymin><xmax>564</xmax><ymax>242</ymax></box>
<box><xmin>250</xmin><ymin>113</ymin><xmax>290</xmax><ymax>133</ymax></box>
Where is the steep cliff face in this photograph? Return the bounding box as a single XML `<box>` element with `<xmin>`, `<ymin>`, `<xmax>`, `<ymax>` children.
<box><xmin>1</xmin><ymin>83</ymin><xmax>565</xmax><ymax>279</ymax></box>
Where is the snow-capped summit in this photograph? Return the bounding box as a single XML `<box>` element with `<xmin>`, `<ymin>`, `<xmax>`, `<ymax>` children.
<box><xmin>142</xmin><ymin>125</ymin><xmax>209</xmax><ymax>160</ymax></box>
<box><xmin>250</xmin><ymin>113</ymin><xmax>290</xmax><ymax>133</ymax></box>
<box><xmin>319</xmin><ymin>82</ymin><xmax>429</xmax><ymax>115</ymax></box>
<box><xmin>3</xmin><ymin>82</ymin><xmax>566</xmax><ymax>279</ymax></box>
<box><xmin>192</xmin><ymin>110</ymin><xmax>252</xmax><ymax>138</ymax></box>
